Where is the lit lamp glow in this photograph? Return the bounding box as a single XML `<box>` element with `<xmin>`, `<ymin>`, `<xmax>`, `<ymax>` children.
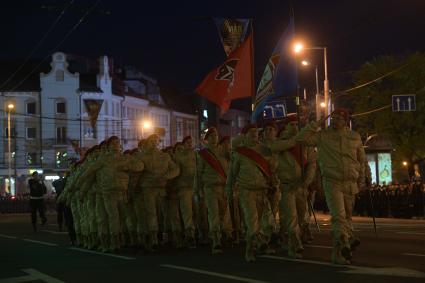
<box><xmin>402</xmin><ymin>161</ymin><xmax>408</xmax><ymax>167</ymax></box>
<box><xmin>320</xmin><ymin>102</ymin><xmax>326</xmax><ymax>108</ymax></box>
<box><xmin>301</xmin><ymin>60</ymin><xmax>309</xmax><ymax>66</ymax></box>
<box><xmin>294</xmin><ymin>43</ymin><xmax>304</xmax><ymax>53</ymax></box>
<box><xmin>143</xmin><ymin>121</ymin><xmax>151</xmax><ymax>129</ymax></box>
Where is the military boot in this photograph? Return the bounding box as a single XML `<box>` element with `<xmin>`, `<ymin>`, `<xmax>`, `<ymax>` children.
<box><xmin>331</xmin><ymin>247</ymin><xmax>351</xmax><ymax>265</ymax></box>
<box><xmin>287</xmin><ymin>232</ymin><xmax>303</xmax><ymax>258</ymax></box>
<box><xmin>245</xmin><ymin>240</ymin><xmax>256</xmax><ymax>262</ymax></box>
<box><xmin>211</xmin><ymin>232</ymin><xmax>223</xmax><ymax>254</ymax></box>
<box><xmin>349</xmin><ymin>237</ymin><xmax>361</xmax><ymax>251</ymax></box>
<box><xmin>146</xmin><ymin>232</ymin><xmax>158</xmax><ymax>252</ymax></box>
<box><xmin>185</xmin><ymin>229</ymin><xmax>196</xmax><ymax>249</ymax></box>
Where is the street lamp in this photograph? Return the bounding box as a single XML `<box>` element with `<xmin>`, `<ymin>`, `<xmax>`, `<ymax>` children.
<box><xmin>141</xmin><ymin>120</ymin><xmax>152</xmax><ymax>138</ymax></box>
<box><xmin>294</xmin><ymin>42</ymin><xmax>330</xmax><ymax>126</ymax></box>
<box><xmin>7</xmin><ymin>103</ymin><xmax>14</xmax><ymax>196</ymax></box>
<box><xmin>300</xmin><ymin>60</ymin><xmax>322</xmax><ymax>121</ymax></box>
<box><xmin>320</xmin><ymin>102</ymin><xmax>326</xmax><ymax>108</ymax></box>
<box><xmin>402</xmin><ymin>161</ymin><xmax>408</xmax><ymax>167</ymax></box>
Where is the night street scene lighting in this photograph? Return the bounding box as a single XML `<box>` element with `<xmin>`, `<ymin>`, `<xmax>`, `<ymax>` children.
<box><xmin>0</xmin><ymin>1</ymin><xmax>424</xmax><ymax>282</ymax></box>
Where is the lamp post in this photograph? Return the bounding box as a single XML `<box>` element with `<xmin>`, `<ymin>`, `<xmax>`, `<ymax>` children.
<box><xmin>7</xmin><ymin>103</ymin><xmax>14</xmax><ymax>196</ymax></box>
<box><xmin>294</xmin><ymin>44</ymin><xmax>330</xmax><ymax>126</ymax></box>
<box><xmin>300</xmin><ymin>60</ymin><xmax>321</xmax><ymax>121</ymax></box>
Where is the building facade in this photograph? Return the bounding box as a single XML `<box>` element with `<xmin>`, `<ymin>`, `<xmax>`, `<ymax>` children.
<box><xmin>0</xmin><ymin>52</ymin><xmax>198</xmax><ymax>196</ymax></box>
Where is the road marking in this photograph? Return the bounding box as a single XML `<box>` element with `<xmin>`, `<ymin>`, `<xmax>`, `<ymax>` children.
<box><xmin>161</xmin><ymin>264</ymin><xmax>269</xmax><ymax>283</ymax></box>
<box><xmin>403</xmin><ymin>253</ymin><xmax>425</xmax><ymax>257</ymax></box>
<box><xmin>68</xmin><ymin>247</ymin><xmax>136</xmax><ymax>260</ymax></box>
<box><xmin>22</xmin><ymin>239</ymin><xmax>58</xmax><ymax>247</ymax></box>
<box><xmin>41</xmin><ymin>230</ymin><xmax>68</xmax><ymax>235</ymax></box>
<box><xmin>0</xmin><ymin>234</ymin><xmax>18</xmax><ymax>239</ymax></box>
<box><xmin>305</xmin><ymin>245</ymin><xmax>332</xmax><ymax>249</ymax></box>
<box><xmin>396</xmin><ymin>231</ymin><xmax>425</xmax><ymax>236</ymax></box>
<box><xmin>261</xmin><ymin>255</ymin><xmax>425</xmax><ymax>278</ymax></box>
<box><xmin>0</xmin><ymin>268</ymin><xmax>64</xmax><ymax>283</ymax></box>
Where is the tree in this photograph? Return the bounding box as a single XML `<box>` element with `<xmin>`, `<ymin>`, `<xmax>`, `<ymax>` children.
<box><xmin>351</xmin><ymin>53</ymin><xmax>425</xmax><ymax>176</ymax></box>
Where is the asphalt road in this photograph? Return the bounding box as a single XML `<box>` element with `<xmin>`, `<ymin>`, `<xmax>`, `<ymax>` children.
<box><xmin>1</xmin><ymin>213</ymin><xmax>424</xmax><ymax>283</ymax></box>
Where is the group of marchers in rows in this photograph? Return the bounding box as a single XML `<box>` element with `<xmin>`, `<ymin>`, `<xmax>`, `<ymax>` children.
<box><xmin>57</xmin><ymin>108</ymin><xmax>365</xmax><ymax>264</ymax></box>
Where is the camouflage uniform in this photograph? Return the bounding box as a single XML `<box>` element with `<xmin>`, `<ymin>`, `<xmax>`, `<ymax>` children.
<box><xmin>296</xmin><ymin>114</ymin><xmax>365</xmax><ymax>264</ymax></box>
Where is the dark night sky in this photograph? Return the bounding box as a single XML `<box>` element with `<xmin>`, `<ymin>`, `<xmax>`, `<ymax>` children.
<box><xmin>1</xmin><ymin>0</ymin><xmax>425</xmax><ymax>95</ymax></box>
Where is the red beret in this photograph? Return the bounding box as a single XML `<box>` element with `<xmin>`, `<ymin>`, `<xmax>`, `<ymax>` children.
<box><xmin>204</xmin><ymin>127</ymin><xmax>217</xmax><ymax>140</ymax></box>
<box><xmin>241</xmin><ymin>123</ymin><xmax>257</xmax><ymax>134</ymax></box>
<box><xmin>219</xmin><ymin>136</ymin><xmax>230</xmax><ymax>144</ymax></box>
<box><xmin>332</xmin><ymin>108</ymin><xmax>350</xmax><ymax>120</ymax></box>
<box><xmin>182</xmin><ymin>136</ymin><xmax>192</xmax><ymax>143</ymax></box>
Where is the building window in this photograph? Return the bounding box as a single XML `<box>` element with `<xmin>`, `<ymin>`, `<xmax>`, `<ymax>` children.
<box><xmin>176</xmin><ymin>120</ymin><xmax>183</xmax><ymax>140</ymax></box>
<box><xmin>26</xmin><ymin>127</ymin><xmax>37</xmax><ymax>139</ymax></box>
<box><xmin>56</xmin><ymin>127</ymin><xmax>67</xmax><ymax>144</ymax></box>
<box><xmin>27</xmin><ymin>102</ymin><xmax>36</xmax><ymax>115</ymax></box>
<box><xmin>56</xmin><ymin>101</ymin><xmax>66</xmax><ymax>114</ymax></box>
<box><xmin>55</xmin><ymin>70</ymin><xmax>64</xmax><ymax>82</ymax></box>
<box><xmin>26</xmin><ymin>152</ymin><xmax>37</xmax><ymax>165</ymax></box>
<box><xmin>55</xmin><ymin>151</ymin><xmax>68</xmax><ymax>169</ymax></box>
<box><xmin>187</xmin><ymin>121</ymin><xmax>196</xmax><ymax>140</ymax></box>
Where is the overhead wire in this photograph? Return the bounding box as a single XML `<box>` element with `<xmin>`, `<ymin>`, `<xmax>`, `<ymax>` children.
<box><xmin>6</xmin><ymin>0</ymin><xmax>102</xmax><ymax>92</ymax></box>
<box><xmin>0</xmin><ymin>0</ymin><xmax>75</xmax><ymax>91</ymax></box>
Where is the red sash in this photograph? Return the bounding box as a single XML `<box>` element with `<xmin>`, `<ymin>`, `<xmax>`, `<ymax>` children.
<box><xmin>199</xmin><ymin>149</ymin><xmax>227</xmax><ymax>180</ymax></box>
<box><xmin>236</xmin><ymin>146</ymin><xmax>272</xmax><ymax>178</ymax></box>
<box><xmin>289</xmin><ymin>146</ymin><xmax>308</xmax><ymax>169</ymax></box>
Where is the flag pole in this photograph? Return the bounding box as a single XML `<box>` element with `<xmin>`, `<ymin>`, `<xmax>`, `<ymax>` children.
<box><xmin>250</xmin><ymin>19</ymin><xmax>255</xmax><ymax>122</ymax></box>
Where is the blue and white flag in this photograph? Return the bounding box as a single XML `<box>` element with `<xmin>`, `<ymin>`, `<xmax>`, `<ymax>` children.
<box><xmin>252</xmin><ymin>17</ymin><xmax>298</xmax><ymax>121</ymax></box>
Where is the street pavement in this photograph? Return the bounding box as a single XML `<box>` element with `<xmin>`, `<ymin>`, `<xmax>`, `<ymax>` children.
<box><xmin>0</xmin><ymin>213</ymin><xmax>424</xmax><ymax>283</ymax></box>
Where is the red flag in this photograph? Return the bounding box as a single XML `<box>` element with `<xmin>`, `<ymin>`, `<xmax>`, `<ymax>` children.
<box><xmin>196</xmin><ymin>34</ymin><xmax>253</xmax><ymax>112</ymax></box>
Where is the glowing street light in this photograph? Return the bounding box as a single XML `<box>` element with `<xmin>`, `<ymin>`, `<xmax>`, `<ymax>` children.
<box><xmin>320</xmin><ymin>102</ymin><xmax>326</xmax><ymax>108</ymax></box>
<box><xmin>294</xmin><ymin>43</ymin><xmax>304</xmax><ymax>53</ymax></box>
<box><xmin>402</xmin><ymin>161</ymin><xmax>408</xmax><ymax>167</ymax></box>
<box><xmin>8</xmin><ymin>104</ymin><xmax>14</xmax><ymax>110</ymax></box>
<box><xmin>301</xmin><ymin>60</ymin><xmax>310</xmax><ymax>66</ymax></box>
<box><xmin>143</xmin><ymin>121</ymin><xmax>151</xmax><ymax>129</ymax></box>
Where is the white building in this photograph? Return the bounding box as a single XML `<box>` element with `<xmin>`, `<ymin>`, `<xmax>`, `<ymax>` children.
<box><xmin>0</xmin><ymin>52</ymin><xmax>198</xmax><ymax>196</ymax></box>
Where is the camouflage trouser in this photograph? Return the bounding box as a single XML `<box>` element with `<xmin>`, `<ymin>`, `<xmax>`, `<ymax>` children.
<box><xmin>70</xmin><ymin>199</ymin><xmax>81</xmax><ymax>235</ymax></box>
<box><xmin>279</xmin><ymin>184</ymin><xmax>307</xmax><ymax>253</ymax></box>
<box><xmin>124</xmin><ymin>198</ymin><xmax>138</xmax><ymax>235</ymax></box>
<box><xmin>261</xmin><ymin>189</ymin><xmax>281</xmax><ymax>241</ymax></box>
<box><xmin>77</xmin><ymin>198</ymin><xmax>88</xmax><ymax>236</ymax></box>
<box><xmin>323</xmin><ymin>179</ymin><xmax>356</xmax><ymax>251</ymax></box>
<box><xmin>167</xmin><ymin>189</ymin><xmax>182</xmax><ymax>233</ymax></box>
<box><xmin>204</xmin><ymin>185</ymin><xmax>233</xmax><ymax>237</ymax></box>
<box><xmin>238</xmin><ymin>189</ymin><xmax>269</xmax><ymax>246</ymax></box>
<box><xmin>142</xmin><ymin>187</ymin><xmax>160</xmax><ymax>233</ymax></box>
<box><xmin>133</xmin><ymin>192</ymin><xmax>148</xmax><ymax>236</ymax></box>
<box><xmin>177</xmin><ymin>188</ymin><xmax>195</xmax><ymax>236</ymax></box>
<box><xmin>95</xmin><ymin>193</ymin><xmax>109</xmax><ymax>237</ymax></box>
<box><xmin>102</xmin><ymin>191</ymin><xmax>126</xmax><ymax>236</ymax></box>
<box><xmin>86</xmin><ymin>193</ymin><xmax>97</xmax><ymax>235</ymax></box>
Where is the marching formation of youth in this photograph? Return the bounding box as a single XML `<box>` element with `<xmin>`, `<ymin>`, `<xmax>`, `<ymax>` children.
<box><xmin>55</xmin><ymin>108</ymin><xmax>365</xmax><ymax>265</ymax></box>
